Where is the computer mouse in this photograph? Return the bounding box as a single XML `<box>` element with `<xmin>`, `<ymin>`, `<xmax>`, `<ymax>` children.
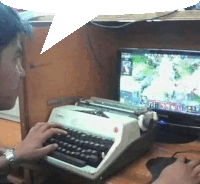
<box><xmin>146</xmin><ymin>157</ymin><xmax>190</xmax><ymax>182</ymax></box>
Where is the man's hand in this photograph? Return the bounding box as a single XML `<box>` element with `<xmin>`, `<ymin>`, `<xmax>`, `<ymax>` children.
<box><xmin>14</xmin><ymin>122</ymin><xmax>67</xmax><ymax>163</ymax></box>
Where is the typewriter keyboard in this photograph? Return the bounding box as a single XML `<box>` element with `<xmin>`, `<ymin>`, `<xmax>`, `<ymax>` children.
<box><xmin>44</xmin><ymin>127</ymin><xmax>114</xmax><ymax>168</ymax></box>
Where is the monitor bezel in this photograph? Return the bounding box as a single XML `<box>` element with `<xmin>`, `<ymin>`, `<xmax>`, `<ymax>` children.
<box><xmin>117</xmin><ymin>47</ymin><xmax>200</xmax><ymax>121</ymax></box>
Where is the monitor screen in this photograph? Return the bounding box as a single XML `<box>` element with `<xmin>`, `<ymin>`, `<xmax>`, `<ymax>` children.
<box><xmin>118</xmin><ymin>48</ymin><xmax>200</xmax><ymax>117</ymax></box>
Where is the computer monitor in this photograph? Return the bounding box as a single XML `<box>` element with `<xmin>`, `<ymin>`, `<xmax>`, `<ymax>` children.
<box><xmin>117</xmin><ymin>48</ymin><xmax>200</xmax><ymax>139</ymax></box>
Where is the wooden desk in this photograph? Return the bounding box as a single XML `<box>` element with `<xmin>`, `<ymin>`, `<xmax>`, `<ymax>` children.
<box><xmin>1</xmin><ymin>118</ymin><xmax>200</xmax><ymax>184</ymax></box>
<box><xmin>19</xmin><ymin>139</ymin><xmax>200</xmax><ymax>184</ymax></box>
<box><xmin>105</xmin><ymin>140</ymin><xmax>200</xmax><ymax>184</ymax></box>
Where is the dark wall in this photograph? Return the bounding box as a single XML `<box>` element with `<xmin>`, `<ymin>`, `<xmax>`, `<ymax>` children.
<box><xmin>86</xmin><ymin>20</ymin><xmax>200</xmax><ymax>101</ymax></box>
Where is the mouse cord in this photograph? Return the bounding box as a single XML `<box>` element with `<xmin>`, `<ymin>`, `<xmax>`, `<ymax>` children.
<box><xmin>171</xmin><ymin>149</ymin><xmax>200</xmax><ymax>158</ymax></box>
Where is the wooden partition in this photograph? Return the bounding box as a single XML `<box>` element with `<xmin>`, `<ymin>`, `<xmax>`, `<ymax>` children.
<box><xmin>20</xmin><ymin>20</ymin><xmax>200</xmax><ymax>131</ymax></box>
<box><xmin>20</xmin><ymin>23</ymin><xmax>121</xmax><ymax>132</ymax></box>
<box><xmin>19</xmin><ymin>19</ymin><xmax>200</xmax><ymax>183</ymax></box>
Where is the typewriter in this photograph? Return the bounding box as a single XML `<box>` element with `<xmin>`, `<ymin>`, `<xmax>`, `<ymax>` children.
<box><xmin>43</xmin><ymin>97</ymin><xmax>158</xmax><ymax>181</ymax></box>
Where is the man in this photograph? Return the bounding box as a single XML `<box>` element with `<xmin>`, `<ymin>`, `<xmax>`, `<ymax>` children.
<box><xmin>0</xmin><ymin>2</ymin><xmax>67</xmax><ymax>183</ymax></box>
<box><xmin>1</xmin><ymin>2</ymin><xmax>200</xmax><ymax>184</ymax></box>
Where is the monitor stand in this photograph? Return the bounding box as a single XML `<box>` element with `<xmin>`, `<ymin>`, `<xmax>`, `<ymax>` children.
<box><xmin>155</xmin><ymin>127</ymin><xmax>198</xmax><ymax>144</ymax></box>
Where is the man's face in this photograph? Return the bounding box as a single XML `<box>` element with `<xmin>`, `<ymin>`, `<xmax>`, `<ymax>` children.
<box><xmin>0</xmin><ymin>34</ymin><xmax>25</xmax><ymax>110</ymax></box>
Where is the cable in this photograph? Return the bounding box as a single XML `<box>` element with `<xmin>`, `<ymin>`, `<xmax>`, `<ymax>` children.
<box><xmin>90</xmin><ymin>10</ymin><xmax>178</xmax><ymax>29</ymax></box>
<box><xmin>90</xmin><ymin>21</ymin><xmax>134</xmax><ymax>29</ymax></box>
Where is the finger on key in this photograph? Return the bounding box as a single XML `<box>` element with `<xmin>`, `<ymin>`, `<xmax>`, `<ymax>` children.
<box><xmin>44</xmin><ymin>128</ymin><xmax>68</xmax><ymax>140</ymax></box>
<box><xmin>39</xmin><ymin>123</ymin><xmax>66</xmax><ymax>133</ymax></box>
<box><xmin>46</xmin><ymin>128</ymin><xmax>67</xmax><ymax>135</ymax></box>
<box><xmin>47</xmin><ymin>122</ymin><xmax>65</xmax><ymax>129</ymax></box>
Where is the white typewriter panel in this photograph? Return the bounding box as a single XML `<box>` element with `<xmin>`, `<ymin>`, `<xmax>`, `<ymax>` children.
<box><xmin>44</xmin><ymin>106</ymin><xmax>140</xmax><ymax>179</ymax></box>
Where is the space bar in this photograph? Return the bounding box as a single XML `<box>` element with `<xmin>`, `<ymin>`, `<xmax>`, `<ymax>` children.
<box><xmin>49</xmin><ymin>151</ymin><xmax>87</xmax><ymax>167</ymax></box>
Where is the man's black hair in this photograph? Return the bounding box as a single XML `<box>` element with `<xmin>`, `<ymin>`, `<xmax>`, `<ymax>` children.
<box><xmin>0</xmin><ymin>1</ymin><xmax>32</xmax><ymax>48</ymax></box>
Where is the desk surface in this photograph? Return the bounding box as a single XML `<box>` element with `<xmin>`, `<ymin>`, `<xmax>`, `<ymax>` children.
<box><xmin>1</xmin><ymin>119</ymin><xmax>200</xmax><ymax>184</ymax></box>
<box><xmin>105</xmin><ymin>140</ymin><xmax>200</xmax><ymax>184</ymax></box>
